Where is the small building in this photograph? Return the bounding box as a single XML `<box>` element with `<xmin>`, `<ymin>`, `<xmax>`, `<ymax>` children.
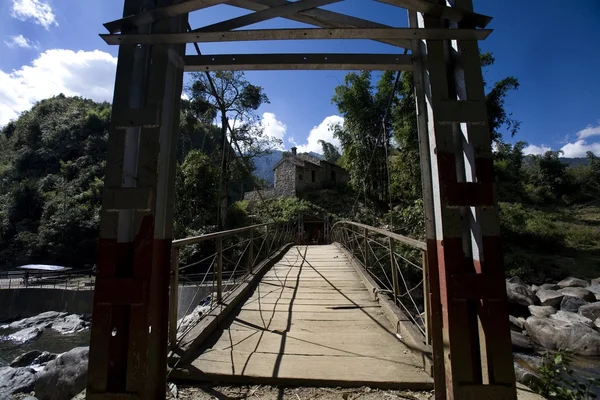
<box><xmin>244</xmin><ymin>147</ymin><xmax>350</xmax><ymax>201</ymax></box>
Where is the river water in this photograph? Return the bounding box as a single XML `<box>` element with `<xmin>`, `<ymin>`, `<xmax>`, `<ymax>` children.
<box><xmin>0</xmin><ymin>327</ymin><xmax>90</xmax><ymax>367</ymax></box>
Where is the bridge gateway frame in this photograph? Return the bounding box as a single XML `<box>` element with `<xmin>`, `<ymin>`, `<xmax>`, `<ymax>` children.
<box><xmin>88</xmin><ymin>1</ymin><xmax>515</xmax><ymax>399</ymax></box>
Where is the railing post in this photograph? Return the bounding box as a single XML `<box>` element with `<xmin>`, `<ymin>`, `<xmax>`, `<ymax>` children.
<box><xmin>247</xmin><ymin>229</ymin><xmax>254</xmax><ymax>272</ymax></box>
<box><xmin>363</xmin><ymin>228</ymin><xmax>368</xmax><ymax>267</ymax></box>
<box><xmin>169</xmin><ymin>246</ymin><xmax>179</xmax><ymax>348</ymax></box>
<box><xmin>422</xmin><ymin>250</ymin><xmax>431</xmax><ymax>345</ymax></box>
<box><xmin>389</xmin><ymin>237</ymin><xmax>399</xmax><ymax>306</ymax></box>
<box><xmin>216</xmin><ymin>237</ymin><xmax>223</xmax><ymax>303</ymax></box>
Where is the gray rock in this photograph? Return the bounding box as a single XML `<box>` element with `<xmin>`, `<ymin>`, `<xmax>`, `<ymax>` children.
<box><xmin>51</xmin><ymin>315</ymin><xmax>88</xmax><ymax>334</ymax></box>
<box><xmin>514</xmin><ymin>362</ymin><xmax>539</xmax><ymax>386</ymax></box>
<box><xmin>0</xmin><ymin>367</ymin><xmax>37</xmax><ymax>397</ymax></box>
<box><xmin>23</xmin><ymin>397</ymin><xmax>40</xmax><ymax>400</ymax></box>
<box><xmin>33</xmin><ymin>352</ymin><xmax>57</xmax><ymax>366</ymax></box>
<box><xmin>511</xmin><ymin>331</ymin><xmax>533</xmax><ymax>353</ymax></box>
<box><xmin>528</xmin><ymin>305</ymin><xmax>556</xmax><ymax>318</ymax></box>
<box><xmin>540</xmin><ymin>283</ymin><xmax>560</xmax><ymax>291</ymax></box>
<box><xmin>506</xmin><ymin>281</ymin><xmax>537</xmax><ymax>307</ymax></box>
<box><xmin>550</xmin><ymin>310</ymin><xmax>593</xmax><ymax>328</ymax></box>
<box><xmin>10</xmin><ymin>350</ymin><xmax>42</xmax><ymax>368</ymax></box>
<box><xmin>594</xmin><ymin>318</ymin><xmax>600</xmax><ymax>330</ymax></box>
<box><xmin>509</xmin><ymin>315</ymin><xmax>524</xmax><ymax>331</ymax></box>
<box><xmin>559</xmin><ymin>287</ymin><xmax>596</xmax><ymax>302</ymax></box>
<box><xmin>508</xmin><ymin>276</ymin><xmax>525</xmax><ymax>285</ymax></box>
<box><xmin>531</xmin><ymin>284</ymin><xmax>540</xmax><ymax>293</ymax></box>
<box><xmin>592</xmin><ymin>278</ymin><xmax>600</xmax><ymax>286</ymax></box>
<box><xmin>560</xmin><ymin>296</ymin><xmax>588</xmax><ymax>313</ymax></box>
<box><xmin>536</xmin><ymin>289</ymin><xmax>564</xmax><ymax>307</ymax></box>
<box><xmin>524</xmin><ymin>316</ymin><xmax>600</xmax><ymax>356</ymax></box>
<box><xmin>579</xmin><ymin>302</ymin><xmax>600</xmax><ymax>321</ymax></box>
<box><xmin>5</xmin><ymin>312</ymin><xmax>67</xmax><ymax>330</ymax></box>
<box><xmin>8</xmin><ymin>326</ymin><xmax>44</xmax><ymax>343</ymax></box>
<box><xmin>557</xmin><ymin>277</ymin><xmax>590</xmax><ymax>288</ymax></box>
<box><xmin>35</xmin><ymin>347</ymin><xmax>89</xmax><ymax>400</ymax></box>
<box><xmin>587</xmin><ymin>285</ymin><xmax>600</xmax><ymax>300</ymax></box>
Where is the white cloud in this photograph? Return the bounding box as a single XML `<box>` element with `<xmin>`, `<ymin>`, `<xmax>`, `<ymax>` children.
<box><xmin>0</xmin><ymin>49</ymin><xmax>117</xmax><ymax>126</ymax></box>
<box><xmin>11</xmin><ymin>0</ymin><xmax>57</xmax><ymax>30</ymax></box>
<box><xmin>260</xmin><ymin>112</ymin><xmax>287</xmax><ymax>150</ymax></box>
<box><xmin>296</xmin><ymin>115</ymin><xmax>344</xmax><ymax>154</ymax></box>
<box><xmin>287</xmin><ymin>136</ymin><xmax>298</xmax><ymax>146</ymax></box>
<box><xmin>560</xmin><ymin>140</ymin><xmax>600</xmax><ymax>158</ymax></box>
<box><xmin>576</xmin><ymin>123</ymin><xmax>600</xmax><ymax>140</ymax></box>
<box><xmin>4</xmin><ymin>34</ymin><xmax>39</xmax><ymax>49</ymax></box>
<box><xmin>523</xmin><ymin>144</ymin><xmax>551</xmax><ymax>155</ymax></box>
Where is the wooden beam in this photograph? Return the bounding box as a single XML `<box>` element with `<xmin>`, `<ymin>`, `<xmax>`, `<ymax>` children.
<box><xmin>225</xmin><ymin>0</ymin><xmax>411</xmax><ymax>48</ymax></box>
<box><xmin>183</xmin><ymin>53</ymin><xmax>414</xmax><ymax>71</ymax></box>
<box><xmin>193</xmin><ymin>0</ymin><xmax>341</xmax><ymax>33</ymax></box>
<box><xmin>104</xmin><ymin>0</ymin><xmax>226</xmax><ymax>33</ymax></box>
<box><xmin>101</xmin><ymin>27</ymin><xmax>491</xmax><ymax>45</ymax></box>
<box><xmin>375</xmin><ymin>0</ymin><xmax>491</xmax><ymax>28</ymax></box>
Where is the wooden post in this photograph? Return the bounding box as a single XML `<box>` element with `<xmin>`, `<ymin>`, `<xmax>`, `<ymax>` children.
<box><xmin>247</xmin><ymin>229</ymin><xmax>254</xmax><ymax>272</ymax></box>
<box><xmin>422</xmin><ymin>250</ymin><xmax>431</xmax><ymax>345</ymax></box>
<box><xmin>169</xmin><ymin>246</ymin><xmax>179</xmax><ymax>348</ymax></box>
<box><xmin>389</xmin><ymin>237</ymin><xmax>399</xmax><ymax>306</ymax></box>
<box><xmin>216</xmin><ymin>237</ymin><xmax>223</xmax><ymax>303</ymax></box>
<box><xmin>363</xmin><ymin>228</ymin><xmax>368</xmax><ymax>267</ymax></box>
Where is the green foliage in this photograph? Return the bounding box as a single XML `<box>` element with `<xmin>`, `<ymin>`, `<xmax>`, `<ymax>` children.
<box><xmin>531</xmin><ymin>351</ymin><xmax>599</xmax><ymax>400</ymax></box>
<box><xmin>249</xmin><ymin>196</ymin><xmax>326</xmax><ymax>224</ymax></box>
<box><xmin>318</xmin><ymin>139</ymin><xmax>341</xmax><ymax>164</ymax></box>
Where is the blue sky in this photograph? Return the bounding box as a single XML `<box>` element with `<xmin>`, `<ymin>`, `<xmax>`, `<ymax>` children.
<box><xmin>1</xmin><ymin>0</ymin><xmax>599</xmax><ymax>157</ymax></box>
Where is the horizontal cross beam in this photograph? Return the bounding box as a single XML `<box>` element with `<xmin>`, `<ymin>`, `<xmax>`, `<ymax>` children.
<box><xmin>104</xmin><ymin>0</ymin><xmax>226</xmax><ymax>33</ymax></box>
<box><xmin>183</xmin><ymin>53</ymin><xmax>413</xmax><ymax>71</ymax></box>
<box><xmin>101</xmin><ymin>27</ymin><xmax>491</xmax><ymax>45</ymax></box>
<box><xmin>375</xmin><ymin>0</ymin><xmax>492</xmax><ymax>27</ymax></box>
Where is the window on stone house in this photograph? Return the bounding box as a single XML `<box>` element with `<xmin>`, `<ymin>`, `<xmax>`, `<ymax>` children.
<box><xmin>331</xmin><ymin>171</ymin><xmax>336</xmax><ymax>183</ymax></box>
<box><xmin>299</xmin><ymin>173</ymin><xmax>303</xmax><ymax>180</ymax></box>
<box><xmin>311</xmin><ymin>170</ymin><xmax>315</xmax><ymax>182</ymax></box>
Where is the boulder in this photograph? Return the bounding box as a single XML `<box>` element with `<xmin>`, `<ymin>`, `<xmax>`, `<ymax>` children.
<box><xmin>33</xmin><ymin>352</ymin><xmax>57</xmax><ymax>366</ymax></box>
<box><xmin>559</xmin><ymin>287</ymin><xmax>596</xmax><ymax>302</ymax></box>
<box><xmin>536</xmin><ymin>289</ymin><xmax>564</xmax><ymax>307</ymax></box>
<box><xmin>0</xmin><ymin>367</ymin><xmax>37</xmax><ymax>398</ymax></box>
<box><xmin>506</xmin><ymin>280</ymin><xmax>537</xmax><ymax>308</ymax></box>
<box><xmin>5</xmin><ymin>312</ymin><xmax>67</xmax><ymax>330</ymax></box>
<box><xmin>8</xmin><ymin>326</ymin><xmax>44</xmax><ymax>343</ymax></box>
<box><xmin>509</xmin><ymin>315</ymin><xmax>524</xmax><ymax>331</ymax></box>
<box><xmin>524</xmin><ymin>316</ymin><xmax>600</xmax><ymax>356</ymax></box>
<box><xmin>51</xmin><ymin>315</ymin><xmax>89</xmax><ymax>334</ymax></box>
<box><xmin>579</xmin><ymin>302</ymin><xmax>600</xmax><ymax>321</ymax></box>
<box><xmin>594</xmin><ymin>318</ymin><xmax>600</xmax><ymax>330</ymax></box>
<box><xmin>528</xmin><ymin>305</ymin><xmax>556</xmax><ymax>318</ymax></box>
<box><xmin>531</xmin><ymin>284</ymin><xmax>540</xmax><ymax>293</ymax></box>
<box><xmin>10</xmin><ymin>350</ymin><xmax>43</xmax><ymax>368</ymax></box>
<box><xmin>35</xmin><ymin>347</ymin><xmax>89</xmax><ymax>400</ymax></box>
<box><xmin>514</xmin><ymin>362</ymin><xmax>540</xmax><ymax>386</ymax></box>
<box><xmin>592</xmin><ymin>278</ymin><xmax>600</xmax><ymax>286</ymax></box>
<box><xmin>511</xmin><ymin>331</ymin><xmax>534</xmax><ymax>353</ymax></box>
<box><xmin>560</xmin><ymin>296</ymin><xmax>588</xmax><ymax>313</ymax></box>
<box><xmin>508</xmin><ymin>276</ymin><xmax>525</xmax><ymax>285</ymax></box>
<box><xmin>557</xmin><ymin>277</ymin><xmax>590</xmax><ymax>288</ymax></box>
<box><xmin>550</xmin><ymin>310</ymin><xmax>593</xmax><ymax>328</ymax></box>
<box><xmin>539</xmin><ymin>283</ymin><xmax>560</xmax><ymax>291</ymax></box>
<box><xmin>586</xmin><ymin>285</ymin><xmax>600</xmax><ymax>300</ymax></box>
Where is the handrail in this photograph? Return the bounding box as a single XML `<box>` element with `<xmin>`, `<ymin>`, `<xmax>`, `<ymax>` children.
<box><xmin>332</xmin><ymin>220</ymin><xmax>426</xmax><ymax>250</ymax></box>
<box><xmin>172</xmin><ymin>222</ymin><xmax>277</xmax><ymax>247</ymax></box>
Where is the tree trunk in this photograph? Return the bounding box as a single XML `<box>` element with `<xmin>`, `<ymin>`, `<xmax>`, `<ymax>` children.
<box><xmin>218</xmin><ymin>112</ymin><xmax>229</xmax><ymax>230</ymax></box>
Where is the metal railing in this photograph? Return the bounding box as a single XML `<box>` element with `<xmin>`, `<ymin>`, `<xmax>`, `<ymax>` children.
<box><xmin>0</xmin><ymin>269</ymin><xmax>95</xmax><ymax>290</ymax></box>
<box><xmin>168</xmin><ymin>221</ymin><xmax>295</xmax><ymax>348</ymax></box>
<box><xmin>331</xmin><ymin>221</ymin><xmax>430</xmax><ymax>341</ymax></box>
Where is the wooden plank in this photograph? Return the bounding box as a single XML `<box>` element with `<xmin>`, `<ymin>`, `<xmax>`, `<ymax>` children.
<box><xmin>375</xmin><ymin>0</ymin><xmax>492</xmax><ymax>28</ymax></box>
<box><xmin>101</xmin><ymin>27</ymin><xmax>491</xmax><ymax>45</ymax></box>
<box><xmin>183</xmin><ymin>53</ymin><xmax>414</xmax><ymax>71</ymax></box>
<box><xmin>104</xmin><ymin>0</ymin><xmax>226</xmax><ymax>33</ymax></box>
<box><xmin>225</xmin><ymin>0</ymin><xmax>411</xmax><ymax>48</ymax></box>
<box><xmin>193</xmin><ymin>0</ymin><xmax>341</xmax><ymax>33</ymax></box>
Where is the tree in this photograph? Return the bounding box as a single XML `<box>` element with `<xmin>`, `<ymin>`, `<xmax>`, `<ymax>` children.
<box><xmin>331</xmin><ymin>71</ymin><xmax>399</xmax><ymax>203</ymax></box>
<box><xmin>494</xmin><ymin>141</ymin><xmax>527</xmax><ymax>202</ymax></box>
<box><xmin>318</xmin><ymin>140</ymin><xmax>341</xmax><ymax>164</ymax></box>
<box><xmin>187</xmin><ymin>71</ymin><xmax>273</xmax><ymax>229</ymax></box>
<box><xmin>527</xmin><ymin>151</ymin><xmax>570</xmax><ymax>204</ymax></box>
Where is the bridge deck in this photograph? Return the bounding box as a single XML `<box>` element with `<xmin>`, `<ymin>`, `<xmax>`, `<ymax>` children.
<box><xmin>179</xmin><ymin>245</ymin><xmax>433</xmax><ymax>389</ymax></box>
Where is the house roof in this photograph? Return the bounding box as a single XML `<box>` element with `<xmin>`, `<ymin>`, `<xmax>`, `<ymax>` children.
<box><xmin>272</xmin><ymin>154</ymin><xmax>321</xmax><ymax>171</ymax></box>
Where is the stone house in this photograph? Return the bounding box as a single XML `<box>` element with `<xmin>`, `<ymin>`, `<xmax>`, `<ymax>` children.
<box><xmin>244</xmin><ymin>147</ymin><xmax>350</xmax><ymax>201</ymax></box>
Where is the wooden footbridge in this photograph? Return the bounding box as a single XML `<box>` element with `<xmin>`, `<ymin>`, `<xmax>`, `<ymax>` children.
<box><xmin>87</xmin><ymin>1</ymin><xmax>537</xmax><ymax>399</ymax></box>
